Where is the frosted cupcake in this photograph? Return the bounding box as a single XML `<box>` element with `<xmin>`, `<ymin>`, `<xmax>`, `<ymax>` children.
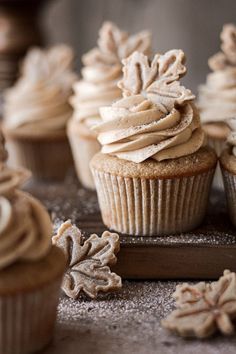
<box><xmin>0</xmin><ymin>131</ymin><xmax>66</xmax><ymax>353</ymax></box>
<box><xmin>90</xmin><ymin>50</ymin><xmax>217</xmax><ymax>236</ymax></box>
<box><xmin>68</xmin><ymin>21</ymin><xmax>151</xmax><ymax>189</ymax></box>
<box><xmin>220</xmin><ymin>118</ymin><xmax>236</xmax><ymax>226</ymax></box>
<box><xmin>3</xmin><ymin>45</ymin><xmax>77</xmax><ymax>180</ymax></box>
<box><xmin>198</xmin><ymin>24</ymin><xmax>236</xmax><ymax>188</ymax></box>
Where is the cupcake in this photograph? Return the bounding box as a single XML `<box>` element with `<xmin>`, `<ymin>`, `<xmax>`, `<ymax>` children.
<box><xmin>68</xmin><ymin>21</ymin><xmax>151</xmax><ymax>189</ymax></box>
<box><xmin>220</xmin><ymin>117</ymin><xmax>236</xmax><ymax>226</ymax></box>
<box><xmin>3</xmin><ymin>45</ymin><xmax>77</xmax><ymax>180</ymax></box>
<box><xmin>0</xmin><ymin>131</ymin><xmax>66</xmax><ymax>353</ymax></box>
<box><xmin>90</xmin><ymin>50</ymin><xmax>217</xmax><ymax>236</ymax></box>
<box><xmin>198</xmin><ymin>24</ymin><xmax>236</xmax><ymax>188</ymax></box>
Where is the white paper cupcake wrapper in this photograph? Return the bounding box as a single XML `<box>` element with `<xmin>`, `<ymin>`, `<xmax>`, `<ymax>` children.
<box><xmin>0</xmin><ymin>279</ymin><xmax>61</xmax><ymax>354</ymax></box>
<box><xmin>207</xmin><ymin>136</ymin><xmax>225</xmax><ymax>190</ymax></box>
<box><xmin>221</xmin><ymin>167</ymin><xmax>236</xmax><ymax>226</ymax></box>
<box><xmin>207</xmin><ymin>136</ymin><xmax>225</xmax><ymax>157</ymax></box>
<box><xmin>92</xmin><ymin>169</ymin><xmax>215</xmax><ymax>236</ymax></box>
<box><xmin>68</xmin><ymin>129</ymin><xmax>100</xmax><ymax>190</ymax></box>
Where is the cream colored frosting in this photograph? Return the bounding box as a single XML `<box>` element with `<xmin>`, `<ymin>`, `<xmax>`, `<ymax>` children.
<box><xmin>198</xmin><ymin>24</ymin><xmax>236</xmax><ymax>123</ymax></box>
<box><xmin>0</xmin><ymin>134</ymin><xmax>52</xmax><ymax>271</ymax></box>
<box><xmin>4</xmin><ymin>45</ymin><xmax>77</xmax><ymax>135</ymax></box>
<box><xmin>94</xmin><ymin>50</ymin><xmax>205</xmax><ymax>163</ymax></box>
<box><xmin>70</xmin><ymin>22</ymin><xmax>151</xmax><ymax>130</ymax></box>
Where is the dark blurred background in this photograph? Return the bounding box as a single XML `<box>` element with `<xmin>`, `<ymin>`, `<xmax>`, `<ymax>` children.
<box><xmin>40</xmin><ymin>0</ymin><xmax>236</xmax><ymax>94</ymax></box>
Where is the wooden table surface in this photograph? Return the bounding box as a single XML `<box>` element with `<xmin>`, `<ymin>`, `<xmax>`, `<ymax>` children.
<box><xmin>43</xmin><ymin>282</ymin><xmax>236</xmax><ymax>354</ymax></box>
<box><xmin>25</xmin><ymin>175</ymin><xmax>236</xmax><ymax>354</ymax></box>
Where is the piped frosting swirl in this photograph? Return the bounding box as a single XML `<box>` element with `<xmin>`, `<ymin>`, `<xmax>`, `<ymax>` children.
<box><xmin>4</xmin><ymin>45</ymin><xmax>77</xmax><ymax>135</ymax></box>
<box><xmin>70</xmin><ymin>22</ymin><xmax>151</xmax><ymax>131</ymax></box>
<box><xmin>0</xmin><ymin>132</ymin><xmax>52</xmax><ymax>271</ymax></box>
<box><xmin>198</xmin><ymin>24</ymin><xmax>236</xmax><ymax>123</ymax></box>
<box><xmin>94</xmin><ymin>50</ymin><xmax>205</xmax><ymax>163</ymax></box>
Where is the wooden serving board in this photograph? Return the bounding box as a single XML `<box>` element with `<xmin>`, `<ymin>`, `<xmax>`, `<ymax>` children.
<box><xmin>25</xmin><ymin>175</ymin><xmax>236</xmax><ymax>280</ymax></box>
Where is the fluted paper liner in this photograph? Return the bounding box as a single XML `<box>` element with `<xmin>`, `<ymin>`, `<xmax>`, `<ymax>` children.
<box><xmin>221</xmin><ymin>167</ymin><xmax>236</xmax><ymax>226</ymax></box>
<box><xmin>92</xmin><ymin>169</ymin><xmax>215</xmax><ymax>236</ymax></box>
<box><xmin>207</xmin><ymin>136</ymin><xmax>225</xmax><ymax>190</ymax></box>
<box><xmin>68</xmin><ymin>127</ymin><xmax>100</xmax><ymax>190</ymax></box>
<box><xmin>5</xmin><ymin>134</ymin><xmax>72</xmax><ymax>180</ymax></box>
<box><xmin>0</xmin><ymin>279</ymin><xmax>61</xmax><ymax>354</ymax></box>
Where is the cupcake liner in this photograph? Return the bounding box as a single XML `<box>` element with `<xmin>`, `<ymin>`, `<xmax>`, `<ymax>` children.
<box><xmin>5</xmin><ymin>134</ymin><xmax>73</xmax><ymax>180</ymax></box>
<box><xmin>221</xmin><ymin>167</ymin><xmax>236</xmax><ymax>226</ymax></box>
<box><xmin>68</xmin><ymin>127</ymin><xmax>100</xmax><ymax>190</ymax></box>
<box><xmin>206</xmin><ymin>136</ymin><xmax>225</xmax><ymax>157</ymax></box>
<box><xmin>0</xmin><ymin>279</ymin><xmax>61</xmax><ymax>354</ymax></box>
<box><xmin>92</xmin><ymin>169</ymin><xmax>215</xmax><ymax>236</ymax></box>
<box><xmin>206</xmin><ymin>136</ymin><xmax>225</xmax><ymax>190</ymax></box>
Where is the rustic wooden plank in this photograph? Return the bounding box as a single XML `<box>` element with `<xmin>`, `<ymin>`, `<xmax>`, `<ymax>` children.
<box><xmin>113</xmin><ymin>244</ymin><xmax>236</xmax><ymax>279</ymax></box>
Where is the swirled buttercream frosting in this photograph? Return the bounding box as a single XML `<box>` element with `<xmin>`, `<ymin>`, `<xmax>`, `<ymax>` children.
<box><xmin>198</xmin><ymin>24</ymin><xmax>236</xmax><ymax>123</ymax></box>
<box><xmin>70</xmin><ymin>22</ymin><xmax>151</xmax><ymax>130</ymax></box>
<box><xmin>94</xmin><ymin>50</ymin><xmax>204</xmax><ymax>163</ymax></box>
<box><xmin>0</xmin><ymin>133</ymin><xmax>52</xmax><ymax>271</ymax></box>
<box><xmin>93</xmin><ymin>50</ymin><xmax>205</xmax><ymax>163</ymax></box>
<box><xmin>4</xmin><ymin>45</ymin><xmax>77</xmax><ymax>135</ymax></box>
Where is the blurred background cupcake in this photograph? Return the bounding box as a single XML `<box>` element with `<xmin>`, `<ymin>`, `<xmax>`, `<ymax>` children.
<box><xmin>2</xmin><ymin>44</ymin><xmax>77</xmax><ymax>180</ymax></box>
<box><xmin>0</xmin><ymin>130</ymin><xmax>66</xmax><ymax>353</ymax></box>
<box><xmin>67</xmin><ymin>21</ymin><xmax>151</xmax><ymax>189</ymax></box>
<box><xmin>0</xmin><ymin>0</ymin><xmax>45</xmax><ymax>115</ymax></box>
<box><xmin>220</xmin><ymin>117</ymin><xmax>236</xmax><ymax>226</ymax></box>
<box><xmin>198</xmin><ymin>23</ymin><xmax>236</xmax><ymax>189</ymax></box>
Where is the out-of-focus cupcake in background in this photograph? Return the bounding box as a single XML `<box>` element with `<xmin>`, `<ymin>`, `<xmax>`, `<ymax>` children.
<box><xmin>220</xmin><ymin>117</ymin><xmax>236</xmax><ymax>226</ymax></box>
<box><xmin>68</xmin><ymin>21</ymin><xmax>151</xmax><ymax>190</ymax></box>
<box><xmin>198</xmin><ymin>24</ymin><xmax>236</xmax><ymax>188</ymax></box>
<box><xmin>2</xmin><ymin>45</ymin><xmax>77</xmax><ymax>181</ymax></box>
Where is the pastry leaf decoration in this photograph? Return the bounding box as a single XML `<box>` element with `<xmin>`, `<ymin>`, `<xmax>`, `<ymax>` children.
<box><xmin>52</xmin><ymin>220</ymin><xmax>122</xmax><ymax>299</ymax></box>
<box><xmin>118</xmin><ymin>50</ymin><xmax>194</xmax><ymax>113</ymax></box>
<box><xmin>83</xmin><ymin>21</ymin><xmax>151</xmax><ymax>66</ymax></box>
<box><xmin>209</xmin><ymin>23</ymin><xmax>236</xmax><ymax>70</ymax></box>
<box><xmin>162</xmin><ymin>270</ymin><xmax>236</xmax><ymax>338</ymax></box>
<box><xmin>21</xmin><ymin>45</ymin><xmax>76</xmax><ymax>84</ymax></box>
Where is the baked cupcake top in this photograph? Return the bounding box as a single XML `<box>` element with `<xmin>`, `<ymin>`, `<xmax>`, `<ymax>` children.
<box><xmin>3</xmin><ymin>45</ymin><xmax>77</xmax><ymax>136</ymax></box>
<box><xmin>198</xmin><ymin>24</ymin><xmax>236</xmax><ymax>124</ymax></box>
<box><xmin>0</xmin><ymin>132</ymin><xmax>52</xmax><ymax>270</ymax></box>
<box><xmin>93</xmin><ymin>50</ymin><xmax>205</xmax><ymax>163</ymax></box>
<box><xmin>70</xmin><ymin>22</ymin><xmax>151</xmax><ymax>133</ymax></box>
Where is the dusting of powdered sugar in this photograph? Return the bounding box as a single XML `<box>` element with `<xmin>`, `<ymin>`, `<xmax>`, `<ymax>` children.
<box><xmin>44</xmin><ymin>281</ymin><xmax>236</xmax><ymax>354</ymax></box>
<box><xmin>24</xmin><ymin>174</ymin><xmax>236</xmax><ymax>354</ymax></box>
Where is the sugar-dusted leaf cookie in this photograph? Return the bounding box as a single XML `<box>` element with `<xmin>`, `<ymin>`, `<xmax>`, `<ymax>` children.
<box><xmin>162</xmin><ymin>270</ymin><xmax>236</xmax><ymax>338</ymax></box>
<box><xmin>209</xmin><ymin>23</ymin><xmax>236</xmax><ymax>70</ymax></box>
<box><xmin>82</xmin><ymin>22</ymin><xmax>151</xmax><ymax>67</ymax></box>
<box><xmin>53</xmin><ymin>220</ymin><xmax>122</xmax><ymax>299</ymax></box>
<box><xmin>118</xmin><ymin>50</ymin><xmax>194</xmax><ymax>113</ymax></box>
